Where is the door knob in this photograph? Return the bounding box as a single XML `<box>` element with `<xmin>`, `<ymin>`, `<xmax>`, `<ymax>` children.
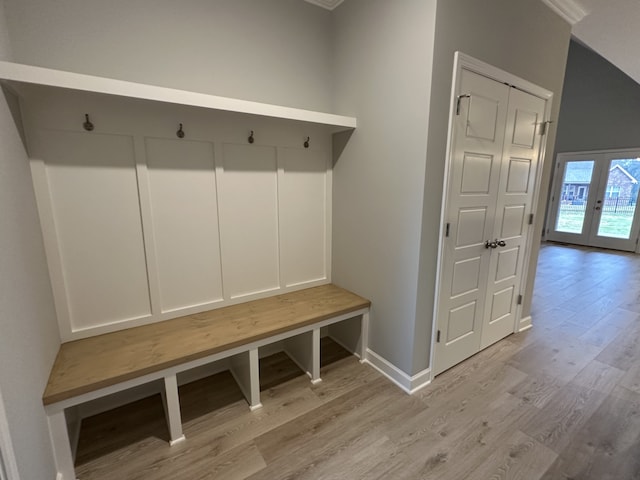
<box><xmin>497</xmin><ymin>240</ymin><xmax>506</xmax><ymax>247</ymax></box>
<box><xmin>485</xmin><ymin>240</ymin><xmax>498</xmax><ymax>249</ymax></box>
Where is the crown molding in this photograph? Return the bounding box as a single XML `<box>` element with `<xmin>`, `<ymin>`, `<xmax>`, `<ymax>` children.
<box><xmin>541</xmin><ymin>0</ymin><xmax>588</xmax><ymax>25</ymax></box>
<box><xmin>304</xmin><ymin>0</ymin><xmax>345</xmax><ymax>11</ymax></box>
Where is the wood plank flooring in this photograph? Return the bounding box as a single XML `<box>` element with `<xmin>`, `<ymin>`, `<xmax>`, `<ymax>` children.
<box><xmin>75</xmin><ymin>243</ymin><xmax>640</xmax><ymax>479</ymax></box>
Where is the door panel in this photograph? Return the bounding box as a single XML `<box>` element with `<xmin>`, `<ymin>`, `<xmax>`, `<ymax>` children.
<box><xmin>495</xmin><ymin>246</ymin><xmax>520</xmax><ymax>281</ymax></box>
<box><xmin>489</xmin><ymin>287</ymin><xmax>514</xmax><ymax>324</ymax></box>
<box><xmin>590</xmin><ymin>157</ymin><xmax>640</xmax><ymax>250</ymax></box>
<box><xmin>451</xmin><ymin>257</ymin><xmax>482</xmax><ymax>297</ymax></box>
<box><xmin>500</xmin><ymin>204</ymin><xmax>526</xmax><ymax>238</ymax></box>
<box><xmin>481</xmin><ymin>87</ymin><xmax>546</xmax><ymax>349</ymax></box>
<box><xmin>548</xmin><ymin>158</ymin><xmax>597</xmax><ymax>241</ymax></box>
<box><xmin>461</xmin><ymin>153</ymin><xmax>494</xmax><ymax>194</ymax></box>
<box><xmin>506</xmin><ymin>158</ymin><xmax>532</xmax><ymax>193</ymax></box>
<box><xmin>435</xmin><ymin>69</ymin><xmax>509</xmax><ymax>375</ymax></box>
<box><xmin>447</xmin><ymin>302</ymin><xmax>477</xmax><ymax>342</ymax></box>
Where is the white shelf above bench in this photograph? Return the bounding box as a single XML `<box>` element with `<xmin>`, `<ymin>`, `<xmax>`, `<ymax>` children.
<box><xmin>0</xmin><ymin>61</ymin><xmax>357</xmax><ymax>130</ymax></box>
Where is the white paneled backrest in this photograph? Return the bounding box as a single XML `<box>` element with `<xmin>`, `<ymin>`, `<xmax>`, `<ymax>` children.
<box><xmin>23</xmin><ymin>88</ymin><xmax>333</xmax><ymax>340</ymax></box>
<box><xmin>145</xmin><ymin>138</ymin><xmax>224</xmax><ymax>312</ymax></box>
<box><xmin>219</xmin><ymin>144</ymin><xmax>280</xmax><ymax>300</ymax></box>
<box><xmin>279</xmin><ymin>147</ymin><xmax>328</xmax><ymax>287</ymax></box>
<box><xmin>39</xmin><ymin>131</ymin><xmax>151</xmax><ymax>332</ymax></box>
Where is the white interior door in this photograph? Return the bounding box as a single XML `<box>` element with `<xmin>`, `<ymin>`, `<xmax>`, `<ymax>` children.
<box><xmin>547</xmin><ymin>151</ymin><xmax>640</xmax><ymax>252</ymax></box>
<box><xmin>435</xmin><ymin>68</ymin><xmax>547</xmax><ymax>375</ymax></box>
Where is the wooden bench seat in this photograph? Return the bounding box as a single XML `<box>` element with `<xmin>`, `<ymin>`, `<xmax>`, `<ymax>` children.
<box><xmin>43</xmin><ymin>283</ymin><xmax>370</xmax><ymax>480</ymax></box>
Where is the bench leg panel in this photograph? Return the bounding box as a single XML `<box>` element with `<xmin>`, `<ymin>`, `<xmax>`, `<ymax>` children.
<box><xmin>360</xmin><ymin>311</ymin><xmax>370</xmax><ymax>362</ymax></box>
<box><xmin>283</xmin><ymin>330</ymin><xmax>320</xmax><ymax>384</ymax></box>
<box><xmin>229</xmin><ymin>349</ymin><xmax>261</xmax><ymax>410</ymax></box>
<box><xmin>47</xmin><ymin>410</ymin><xmax>77</xmax><ymax>480</ymax></box>
<box><xmin>162</xmin><ymin>375</ymin><xmax>185</xmax><ymax>445</ymax></box>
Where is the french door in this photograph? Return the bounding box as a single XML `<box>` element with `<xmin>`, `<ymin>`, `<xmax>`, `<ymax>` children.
<box><xmin>434</xmin><ymin>64</ymin><xmax>549</xmax><ymax>376</ymax></box>
<box><xmin>547</xmin><ymin>150</ymin><xmax>640</xmax><ymax>252</ymax></box>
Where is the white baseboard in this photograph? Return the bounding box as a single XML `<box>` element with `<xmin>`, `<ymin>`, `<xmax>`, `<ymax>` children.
<box><xmin>518</xmin><ymin>315</ymin><xmax>533</xmax><ymax>332</ymax></box>
<box><xmin>363</xmin><ymin>349</ymin><xmax>431</xmax><ymax>394</ymax></box>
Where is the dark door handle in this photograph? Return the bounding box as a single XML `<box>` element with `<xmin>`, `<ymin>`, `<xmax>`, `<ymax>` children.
<box><xmin>497</xmin><ymin>240</ymin><xmax>506</xmax><ymax>247</ymax></box>
<box><xmin>485</xmin><ymin>240</ymin><xmax>498</xmax><ymax>249</ymax></box>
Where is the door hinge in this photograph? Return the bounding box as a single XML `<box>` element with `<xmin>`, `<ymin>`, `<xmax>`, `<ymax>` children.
<box><xmin>456</xmin><ymin>94</ymin><xmax>471</xmax><ymax>115</ymax></box>
<box><xmin>445</xmin><ymin>222</ymin><xmax>450</xmax><ymax>237</ymax></box>
<box><xmin>539</xmin><ymin>120</ymin><xmax>553</xmax><ymax>136</ymax></box>
<box><xmin>528</xmin><ymin>213</ymin><xmax>534</xmax><ymax>225</ymax></box>
<box><xmin>517</xmin><ymin>294</ymin><xmax>523</xmax><ymax>305</ymax></box>
<box><xmin>437</xmin><ymin>330</ymin><xmax>441</xmax><ymax>343</ymax></box>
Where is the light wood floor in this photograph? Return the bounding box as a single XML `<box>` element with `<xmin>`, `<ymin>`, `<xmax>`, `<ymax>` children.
<box><xmin>75</xmin><ymin>243</ymin><xmax>640</xmax><ymax>479</ymax></box>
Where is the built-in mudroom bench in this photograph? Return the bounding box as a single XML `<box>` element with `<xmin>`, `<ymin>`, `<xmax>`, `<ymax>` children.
<box><xmin>43</xmin><ymin>284</ymin><xmax>370</xmax><ymax>480</ymax></box>
<box><xmin>0</xmin><ymin>62</ymin><xmax>368</xmax><ymax>480</ymax></box>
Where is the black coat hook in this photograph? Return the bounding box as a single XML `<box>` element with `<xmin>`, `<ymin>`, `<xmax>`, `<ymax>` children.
<box><xmin>83</xmin><ymin>114</ymin><xmax>94</xmax><ymax>131</ymax></box>
<box><xmin>177</xmin><ymin>123</ymin><xmax>185</xmax><ymax>138</ymax></box>
<box><xmin>248</xmin><ymin>130</ymin><xmax>255</xmax><ymax>144</ymax></box>
<box><xmin>304</xmin><ymin>137</ymin><xmax>310</xmax><ymax>149</ymax></box>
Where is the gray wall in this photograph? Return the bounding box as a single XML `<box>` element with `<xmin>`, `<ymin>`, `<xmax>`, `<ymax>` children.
<box><xmin>331</xmin><ymin>0</ymin><xmax>437</xmax><ymax>374</ymax></box>
<box><xmin>0</xmin><ymin>1</ymin><xmax>60</xmax><ymax>479</ymax></box>
<box><xmin>4</xmin><ymin>0</ymin><xmax>333</xmax><ymax>112</ymax></box>
<box><xmin>415</xmin><ymin>0</ymin><xmax>572</xmax><ymax>373</ymax></box>
<box><xmin>555</xmin><ymin>40</ymin><xmax>640</xmax><ymax>153</ymax></box>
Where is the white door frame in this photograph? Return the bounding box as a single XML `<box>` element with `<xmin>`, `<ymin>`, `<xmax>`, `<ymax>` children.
<box><xmin>430</xmin><ymin>52</ymin><xmax>553</xmax><ymax>378</ymax></box>
<box><xmin>546</xmin><ymin>147</ymin><xmax>640</xmax><ymax>253</ymax></box>
<box><xmin>0</xmin><ymin>387</ymin><xmax>19</xmax><ymax>480</ymax></box>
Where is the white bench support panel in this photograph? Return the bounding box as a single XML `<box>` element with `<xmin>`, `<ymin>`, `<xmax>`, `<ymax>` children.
<box><xmin>161</xmin><ymin>375</ymin><xmax>185</xmax><ymax>446</ymax></box>
<box><xmin>47</xmin><ymin>410</ymin><xmax>76</xmax><ymax>480</ymax></box>
<box><xmin>229</xmin><ymin>349</ymin><xmax>262</xmax><ymax>410</ymax></box>
<box><xmin>361</xmin><ymin>312</ymin><xmax>370</xmax><ymax>362</ymax></box>
<box><xmin>284</xmin><ymin>330</ymin><xmax>321</xmax><ymax>384</ymax></box>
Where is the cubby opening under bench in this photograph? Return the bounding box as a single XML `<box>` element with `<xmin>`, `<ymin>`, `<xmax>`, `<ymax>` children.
<box><xmin>43</xmin><ymin>283</ymin><xmax>370</xmax><ymax>480</ymax></box>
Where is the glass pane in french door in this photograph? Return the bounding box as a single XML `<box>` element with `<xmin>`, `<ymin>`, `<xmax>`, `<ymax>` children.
<box><xmin>556</xmin><ymin>160</ymin><xmax>595</xmax><ymax>234</ymax></box>
<box><xmin>596</xmin><ymin>158</ymin><xmax>640</xmax><ymax>239</ymax></box>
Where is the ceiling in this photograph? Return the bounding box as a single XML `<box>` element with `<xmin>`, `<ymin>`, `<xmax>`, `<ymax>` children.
<box><xmin>541</xmin><ymin>0</ymin><xmax>640</xmax><ymax>85</ymax></box>
<box><xmin>570</xmin><ymin>0</ymin><xmax>640</xmax><ymax>84</ymax></box>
